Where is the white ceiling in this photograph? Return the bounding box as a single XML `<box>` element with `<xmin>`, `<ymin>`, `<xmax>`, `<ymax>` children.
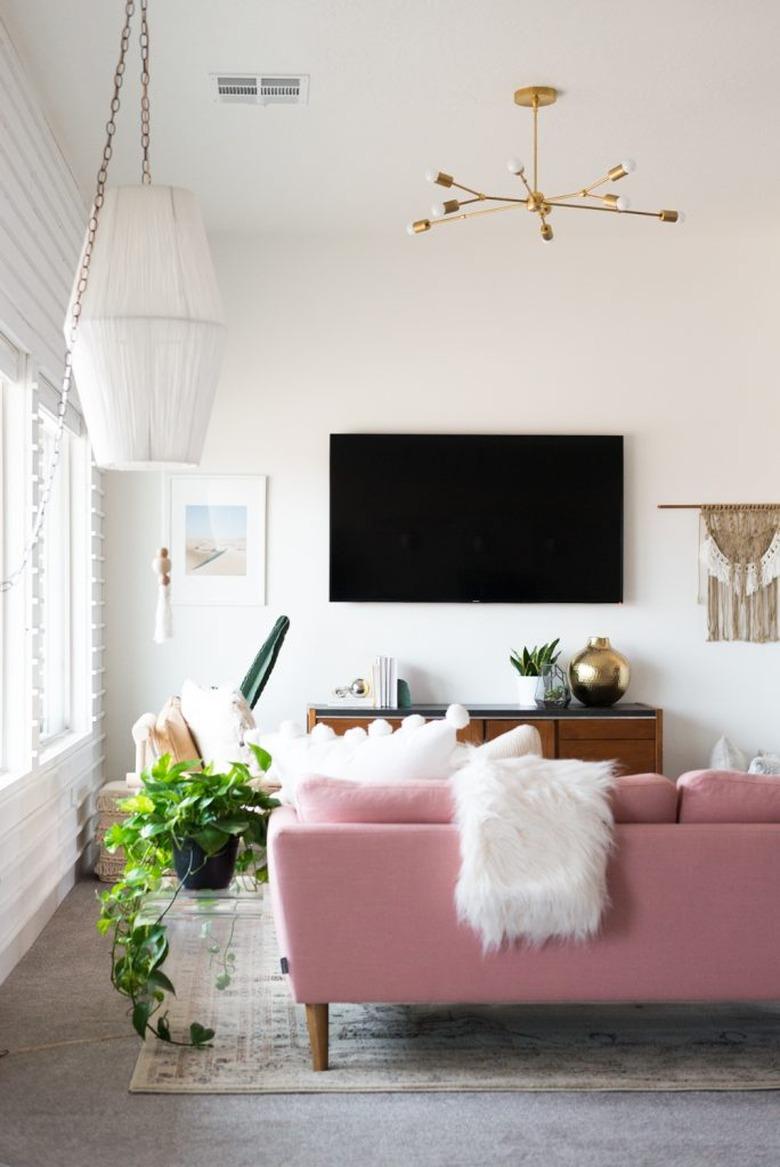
<box><xmin>2</xmin><ymin>0</ymin><xmax>778</xmax><ymax>233</ymax></box>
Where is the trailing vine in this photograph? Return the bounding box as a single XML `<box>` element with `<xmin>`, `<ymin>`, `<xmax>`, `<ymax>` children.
<box><xmin>97</xmin><ymin>745</ymin><xmax>278</xmax><ymax>1046</ymax></box>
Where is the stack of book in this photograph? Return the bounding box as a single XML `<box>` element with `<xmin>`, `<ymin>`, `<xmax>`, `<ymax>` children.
<box><xmin>371</xmin><ymin>656</ymin><xmax>398</xmax><ymax>708</ymax></box>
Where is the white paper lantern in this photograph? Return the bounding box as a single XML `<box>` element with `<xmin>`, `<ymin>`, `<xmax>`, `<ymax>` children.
<box><xmin>66</xmin><ymin>185</ymin><xmax>225</xmax><ymax>469</ymax></box>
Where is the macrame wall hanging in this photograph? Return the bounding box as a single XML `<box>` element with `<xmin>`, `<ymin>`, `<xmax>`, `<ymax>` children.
<box><xmin>699</xmin><ymin>506</ymin><xmax>780</xmax><ymax>642</ymax></box>
<box><xmin>659</xmin><ymin>502</ymin><xmax>780</xmax><ymax>642</ymax></box>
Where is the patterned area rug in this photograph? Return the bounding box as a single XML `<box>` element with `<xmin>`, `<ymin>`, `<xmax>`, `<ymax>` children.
<box><xmin>130</xmin><ymin>893</ymin><xmax>780</xmax><ymax>1093</ymax></box>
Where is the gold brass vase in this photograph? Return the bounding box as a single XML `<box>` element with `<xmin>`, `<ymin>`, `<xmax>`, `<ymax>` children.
<box><xmin>568</xmin><ymin>637</ymin><xmax>630</xmax><ymax>707</ymax></box>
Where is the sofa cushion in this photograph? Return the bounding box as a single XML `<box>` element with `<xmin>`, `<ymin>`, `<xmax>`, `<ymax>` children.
<box><xmin>297</xmin><ymin>775</ymin><xmax>454</xmax><ymax>824</ymax></box>
<box><xmin>678</xmin><ymin>769</ymin><xmax>780</xmax><ymax>823</ymax></box>
<box><xmin>613</xmin><ymin>773</ymin><xmax>678</xmax><ymax>823</ymax></box>
<box><xmin>296</xmin><ymin>772</ymin><xmax>677</xmax><ymax>825</ymax></box>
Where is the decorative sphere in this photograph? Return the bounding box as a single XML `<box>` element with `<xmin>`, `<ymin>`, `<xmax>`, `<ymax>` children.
<box><xmin>568</xmin><ymin>637</ymin><xmax>630</xmax><ymax>707</ymax></box>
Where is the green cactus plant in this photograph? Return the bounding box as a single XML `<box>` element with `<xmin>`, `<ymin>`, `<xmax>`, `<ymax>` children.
<box><xmin>239</xmin><ymin>615</ymin><xmax>290</xmax><ymax>709</ymax></box>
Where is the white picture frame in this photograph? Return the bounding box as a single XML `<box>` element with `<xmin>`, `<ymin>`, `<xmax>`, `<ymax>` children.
<box><xmin>168</xmin><ymin>475</ymin><xmax>267</xmax><ymax>606</ymax></box>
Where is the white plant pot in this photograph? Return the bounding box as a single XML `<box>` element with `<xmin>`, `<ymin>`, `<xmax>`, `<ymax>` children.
<box><xmin>515</xmin><ymin>675</ymin><xmax>539</xmax><ymax>708</ymax></box>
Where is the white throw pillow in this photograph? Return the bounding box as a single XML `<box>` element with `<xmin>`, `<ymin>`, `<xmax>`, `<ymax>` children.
<box><xmin>451</xmin><ymin>723</ymin><xmax>543</xmax><ymax>767</ymax></box>
<box><xmin>748</xmin><ymin>752</ymin><xmax>780</xmax><ymax>776</ymax></box>
<box><xmin>479</xmin><ymin>724</ymin><xmax>543</xmax><ymax>760</ymax></box>
<box><xmin>251</xmin><ymin>705</ymin><xmax>470</xmax><ymax>802</ymax></box>
<box><xmin>180</xmin><ymin>679</ymin><xmax>255</xmax><ymax>772</ymax></box>
<box><xmin>709</xmin><ymin>735</ymin><xmax>747</xmax><ymax>772</ymax></box>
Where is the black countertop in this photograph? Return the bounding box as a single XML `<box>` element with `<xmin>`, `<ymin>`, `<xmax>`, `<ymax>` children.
<box><xmin>309</xmin><ymin>702</ymin><xmax>657</xmax><ymax>720</ymax></box>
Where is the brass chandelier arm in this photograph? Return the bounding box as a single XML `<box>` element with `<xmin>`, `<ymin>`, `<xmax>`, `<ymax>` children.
<box><xmin>548</xmin><ymin>175</ymin><xmax>613</xmax><ymax>202</ymax></box>
<box><xmin>457</xmin><ymin>194</ymin><xmax>526</xmax><ymax>206</ymax></box>
<box><xmin>517</xmin><ymin>169</ymin><xmax>535</xmax><ymax>200</ymax></box>
<box><xmin>450</xmin><ymin>181</ymin><xmax>487</xmax><ymax>198</ymax></box>
<box><xmin>546</xmin><ymin>201</ymin><xmax>671</xmax><ymax>220</ymax></box>
<box><xmin>429</xmin><ymin>202</ymin><xmax>525</xmax><ymax>226</ymax></box>
<box><xmin>450</xmin><ymin>181</ymin><xmax>527</xmax><ymax>204</ymax></box>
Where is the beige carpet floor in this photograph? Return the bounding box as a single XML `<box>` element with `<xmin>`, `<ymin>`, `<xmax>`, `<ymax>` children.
<box><xmin>131</xmin><ymin>892</ymin><xmax>780</xmax><ymax>1094</ymax></box>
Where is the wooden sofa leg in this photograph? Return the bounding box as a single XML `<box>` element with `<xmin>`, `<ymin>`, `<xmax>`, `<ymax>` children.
<box><xmin>305</xmin><ymin>1003</ymin><xmax>329</xmax><ymax>1071</ymax></box>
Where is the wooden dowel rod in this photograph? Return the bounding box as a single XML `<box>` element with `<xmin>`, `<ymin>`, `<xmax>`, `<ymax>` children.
<box><xmin>658</xmin><ymin>504</ymin><xmax>780</xmax><ymax>508</ymax></box>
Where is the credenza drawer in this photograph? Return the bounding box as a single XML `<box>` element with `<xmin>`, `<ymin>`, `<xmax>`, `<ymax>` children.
<box><xmin>558</xmin><ymin>738</ymin><xmax>657</xmax><ymax>773</ymax></box>
<box><xmin>559</xmin><ymin>718</ymin><xmax>655</xmax><ymax>741</ymax></box>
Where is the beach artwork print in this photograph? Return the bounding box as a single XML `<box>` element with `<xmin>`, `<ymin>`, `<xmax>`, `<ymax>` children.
<box><xmin>169</xmin><ymin>475</ymin><xmax>267</xmax><ymax>605</ymax></box>
<box><xmin>185</xmin><ymin>504</ymin><xmax>248</xmax><ymax>576</ymax></box>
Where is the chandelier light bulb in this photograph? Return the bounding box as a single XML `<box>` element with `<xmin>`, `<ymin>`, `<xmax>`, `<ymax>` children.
<box><xmin>616</xmin><ymin>196</ymin><xmax>629</xmax><ymax>211</ymax></box>
<box><xmin>425</xmin><ymin>169</ymin><xmax>454</xmax><ymax>188</ymax></box>
<box><xmin>432</xmin><ymin>199</ymin><xmax>460</xmax><ymax>218</ymax></box>
<box><xmin>507</xmin><ymin>158</ymin><xmax>525</xmax><ymax>175</ymax></box>
<box><xmin>425</xmin><ymin>169</ymin><xmax>438</xmax><ymax>183</ymax></box>
<box><xmin>608</xmin><ymin>159</ymin><xmax>637</xmax><ymax>182</ymax></box>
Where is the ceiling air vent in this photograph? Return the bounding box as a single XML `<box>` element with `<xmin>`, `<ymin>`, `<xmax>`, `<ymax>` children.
<box><xmin>212</xmin><ymin>74</ymin><xmax>309</xmax><ymax>106</ymax></box>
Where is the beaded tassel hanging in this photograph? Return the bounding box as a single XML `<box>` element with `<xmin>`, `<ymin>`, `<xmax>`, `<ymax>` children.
<box><xmin>700</xmin><ymin>507</ymin><xmax>780</xmax><ymax>642</ymax></box>
<box><xmin>152</xmin><ymin>546</ymin><xmax>172</xmax><ymax>643</ymax></box>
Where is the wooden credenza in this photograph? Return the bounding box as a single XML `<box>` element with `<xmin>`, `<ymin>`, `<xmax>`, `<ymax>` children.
<box><xmin>307</xmin><ymin>703</ymin><xmax>663</xmax><ymax>774</ymax></box>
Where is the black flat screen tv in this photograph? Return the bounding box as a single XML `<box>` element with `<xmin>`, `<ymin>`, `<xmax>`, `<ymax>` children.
<box><xmin>329</xmin><ymin>434</ymin><xmax>623</xmax><ymax>603</ymax></box>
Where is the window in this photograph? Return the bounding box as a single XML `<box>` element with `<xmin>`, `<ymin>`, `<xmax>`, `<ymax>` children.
<box><xmin>39</xmin><ymin>414</ymin><xmax>72</xmax><ymax>741</ymax></box>
<box><xmin>0</xmin><ymin>343</ymin><xmax>94</xmax><ymax>776</ymax></box>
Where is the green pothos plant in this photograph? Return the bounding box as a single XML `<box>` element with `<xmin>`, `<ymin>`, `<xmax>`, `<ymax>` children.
<box><xmin>97</xmin><ymin>745</ymin><xmax>278</xmax><ymax>1047</ymax></box>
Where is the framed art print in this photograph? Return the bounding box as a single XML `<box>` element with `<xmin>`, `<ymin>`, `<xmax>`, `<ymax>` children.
<box><xmin>169</xmin><ymin>475</ymin><xmax>267</xmax><ymax>605</ymax></box>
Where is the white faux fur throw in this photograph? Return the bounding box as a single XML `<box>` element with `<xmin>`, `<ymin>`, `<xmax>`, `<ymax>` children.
<box><xmin>451</xmin><ymin>754</ymin><xmax>616</xmax><ymax>951</ymax></box>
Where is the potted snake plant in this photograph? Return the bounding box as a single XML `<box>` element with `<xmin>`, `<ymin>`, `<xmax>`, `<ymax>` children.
<box><xmin>509</xmin><ymin>639</ymin><xmax>561</xmax><ymax>708</ymax></box>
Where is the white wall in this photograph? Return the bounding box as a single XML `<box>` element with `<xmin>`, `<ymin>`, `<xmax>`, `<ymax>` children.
<box><xmin>104</xmin><ymin>217</ymin><xmax>780</xmax><ymax>781</ymax></box>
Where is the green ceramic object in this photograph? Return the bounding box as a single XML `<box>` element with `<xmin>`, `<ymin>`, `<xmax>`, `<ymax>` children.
<box><xmin>239</xmin><ymin>615</ymin><xmax>290</xmax><ymax>709</ymax></box>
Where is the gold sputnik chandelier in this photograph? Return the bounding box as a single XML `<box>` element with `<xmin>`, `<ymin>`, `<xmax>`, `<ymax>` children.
<box><xmin>407</xmin><ymin>85</ymin><xmax>681</xmax><ymax>243</ymax></box>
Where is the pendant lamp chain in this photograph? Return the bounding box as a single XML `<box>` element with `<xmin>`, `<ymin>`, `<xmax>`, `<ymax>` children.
<box><xmin>1</xmin><ymin>0</ymin><xmax>149</xmax><ymax>591</ymax></box>
<box><xmin>140</xmin><ymin>0</ymin><xmax>151</xmax><ymax>184</ymax></box>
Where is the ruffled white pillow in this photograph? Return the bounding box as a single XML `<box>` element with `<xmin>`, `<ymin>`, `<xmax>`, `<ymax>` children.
<box><xmin>249</xmin><ymin>705</ymin><xmax>470</xmax><ymax>802</ymax></box>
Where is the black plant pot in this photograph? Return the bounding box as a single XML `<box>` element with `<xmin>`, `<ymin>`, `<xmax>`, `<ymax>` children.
<box><xmin>173</xmin><ymin>836</ymin><xmax>239</xmax><ymax>891</ymax></box>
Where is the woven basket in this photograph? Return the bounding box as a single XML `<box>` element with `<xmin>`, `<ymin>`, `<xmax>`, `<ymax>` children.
<box><xmin>95</xmin><ymin>780</ymin><xmax>131</xmax><ymax>883</ymax></box>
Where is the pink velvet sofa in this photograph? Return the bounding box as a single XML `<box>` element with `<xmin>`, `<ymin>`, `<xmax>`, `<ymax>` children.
<box><xmin>268</xmin><ymin>770</ymin><xmax>780</xmax><ymax>1070</ymax></box>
